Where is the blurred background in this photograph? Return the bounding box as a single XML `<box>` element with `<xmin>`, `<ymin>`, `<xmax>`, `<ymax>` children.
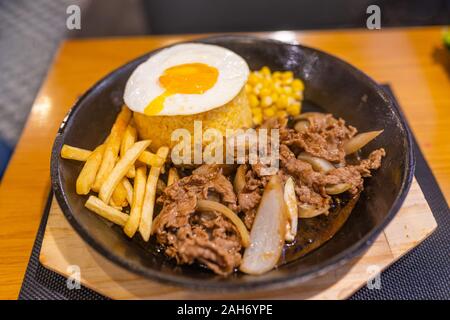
<box><xmin>0</xmin><ymin>0</ymin><xmax>449</xmax><ymax>179</ymax></box>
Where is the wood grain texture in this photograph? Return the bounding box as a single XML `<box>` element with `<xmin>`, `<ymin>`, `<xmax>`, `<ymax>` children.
<box><xmin>0</xmin><ymin>27</ymin><xmax>448</xmax><ymax>299</ymax></box>
<box><xmin>39</xmin><ymin>178</ymin><xmax>436</xmax><ymax>299</ymax></box>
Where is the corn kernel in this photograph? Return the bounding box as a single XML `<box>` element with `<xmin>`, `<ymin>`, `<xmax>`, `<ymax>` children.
<box><xmin>294</xmin><ymin>90</ymin><xmax>303</xmax><ymax>100</ymax></box>
<box><xmin>260</xmin><ymin>87</ymin><xmax>271</xmax><ymax>97</ymax></box>
<box><xmin>276</xmin><ymin>94</ymin><xmax>288</xmax><ymax>108</ymax></box>
<box><xmin>282</xmin><ymin>71</ymin><xmax>293</xmax><ymax>80</ymax></box>
<box><xmin>270</xmin><ymin>93</ymin><xmax>279</xmax><ymax>103</ymax></box>
<box><xmin>287</xmin><ymin>102</ymin><xmax>301</xmax><ymax>116</ymax></box>
<box><xmin>245</xmin><ymin>84</ymin><xmax>252</xmax><ymax>93</ymax></box>
<box><xmin>253</xmin><ymin>114</ymin><xmax>263</xmax><ymax>125</ymax></box>
<box><xmin>269</xmin><ymin>83</ymin><xmax>278</xmax><ymax>93</ymax></box>
<box><xmin>249</xmin><ymin>94</ymin><xmax>259</xmax><ymax>108</ymax></box>
<box><xmin>261</xmin><ymin>96</ymin><xmax>273</xmax><ymax>108</ymax></box>
<box><xmin>287</xmin><ymin>97</ymin><xmax>296</xmax><ymax>106</ymax></box>
<box><xmin>251</xmin><ymin>107</ymin><xmax>262</xmax><ymax>116</ymax></box>
<box><xmin>248</xmin><ymin>73</ymin><xmax>260</xmax><ymax>85</ymax></box>
<box><xmin>262</xmin><ymin>78</ymin><xmax>272</xmax><ymax>87</ymax></box>
<box><xmin>282</xmin><ymin>78</ymin><xmax>293</xmax><ymax>85</ymax></box>
<box><xmin>276</xmin><ymin>110</ymin><xmax>288</xmax><ymax>119</ymax></box>
<box><xmin>253</xmin><ymin>86</ymin><xmax>261</xmax><ymax>95</ymax></box>
<box><xmin>283</xmin><ymin>86</ymin><xmax>293</xmax><ymax>95</ymax></box>
<box><xmin>264</xmin><ymin>107</ymin><xmax>276</xmax><ymax>117</ymax></box>
<box><xmin>261</xmin><ymin>66</ymin><xmax>271</xmax><ymax>76</ymax></box>
<box><xmin>292</xmin><ymin>79</ymin><xmax>304</xmax><ymax>91</ymax></box>
<box><xmin>272</xmin><ymin>71</ymin><xmax>281</xmax><ymax>79</ymax></box>
<box><xmin>275</xmin><ymin>86</ymin><xmax>283</xmax><ymax>95</ymax></box>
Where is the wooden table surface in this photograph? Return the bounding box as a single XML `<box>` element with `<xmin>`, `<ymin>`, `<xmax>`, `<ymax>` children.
<box><xmin>0</xmin><ymin>26</ymin><xmax>449</xmax><ymax>299</ymax></box>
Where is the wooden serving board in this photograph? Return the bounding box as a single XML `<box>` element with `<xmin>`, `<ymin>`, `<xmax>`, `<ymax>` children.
<box><xmin>39</xmin><ymin>178</ymin><xmax>436</xmax><ymax>299</ymax></box>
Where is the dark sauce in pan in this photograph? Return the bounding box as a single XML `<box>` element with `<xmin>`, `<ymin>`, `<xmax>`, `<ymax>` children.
<box><xmin>279</xmin><ymin>193</ymin><xmax>360</xmax><ymax>265</ymax></box>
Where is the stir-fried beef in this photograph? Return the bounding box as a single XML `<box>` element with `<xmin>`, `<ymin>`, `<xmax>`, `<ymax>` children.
<box><xmin>280</xmin><ymin>114</ymin><xmax>357</xmax><ymax>163</ymax></box>
<box><xmin>323</xmin><ymin>148</ymin><xmax>385</xmax><ymax>194</ymax></box>
<box><xmin>153</xmin><ymin>165</ymin><xmax>242</xmax><ymax>275</ymax></box>
<box><xmin>154</xmin><ymin>114</ymin><xmax>385</xmax><ymax>275</ymax></box>
<box><xmin>237</xmin><ymin>117</ymin><xmax>384</xmax><ymax>227</ymax></box>
<box><xmin>237</xmin><ymin>167</ymin><xmax>266</xmax><ymax>228</ymax></box>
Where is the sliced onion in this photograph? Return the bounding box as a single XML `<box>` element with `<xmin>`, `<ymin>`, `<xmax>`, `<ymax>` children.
<box><xmin>196</xmin><ymin>200</ymin><xmax>250</xmax><ymax>248</ymax></box>
<box><xmin>294</xmin><ymin>120</ymin><xmax>310</xmax><ymax>133</ymax></box>
<box><xmin>284</xmin><ymin>177</ymin><xmax>298</xmax><ymax>242</ymax></box>
<box><xmin>344</xmin><ymin>130</ymin><xmax>383</xmax><ymax>155</ymax></box>
<box><xmin>297</xmin><ymin>152</ymin><xmax>335</xmax><ymax>173</ymax></box>
<box><xmin>234</xmin><ymin>165</ymin><xmax>246</xmax><ymax>194</ymax></box>
<box><xmin>292</xmin><ymin>112</ymin><xmax>324</xmax><ymax>121</ymax></box>
<box><xmin>240</xmin><ymin>175</ymin><xmax>287</xmax><ymax>275</ymax></box>
<box><xmin>298</xmin><ymin>203</ymin><xmax>330</xmax><ymax>218</ymax></box>
<box><xmin>325</xmin><ymin>183</ymin><xmax>352</xmax><ymax>195</ymax></box>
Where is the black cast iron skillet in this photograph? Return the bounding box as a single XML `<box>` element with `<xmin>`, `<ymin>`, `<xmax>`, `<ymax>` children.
<box><xmin>51</xmin><ymin>35</ymin><xmax>414</xmax><ymax>292</ymax></box>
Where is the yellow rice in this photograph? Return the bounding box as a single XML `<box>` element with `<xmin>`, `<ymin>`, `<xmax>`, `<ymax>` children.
<box><xmin>133</xmin><ymin>88</ymin><xmax>252</xmax><ymax>152</ymax></box>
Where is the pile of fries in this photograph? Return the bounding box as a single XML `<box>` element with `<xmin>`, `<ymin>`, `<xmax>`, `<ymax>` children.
<box><xmin>60</xmin><ymin>106</ymin><xmax>176</xmax><ymax>241</ymax></box>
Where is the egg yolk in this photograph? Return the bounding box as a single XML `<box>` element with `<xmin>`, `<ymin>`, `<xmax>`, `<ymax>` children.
<box><xmin>144</xmin><ymin>63</ymin><xmax>219</xmax><ymax>115</ymax></box>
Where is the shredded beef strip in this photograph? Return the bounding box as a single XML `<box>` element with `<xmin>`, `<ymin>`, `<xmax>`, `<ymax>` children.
<box><xmin>280</xmin><ymin>113</ymin><xmax>357</xmax><ymax>163</ymax></box>
<box><xmin>237</xmin><ymin>166</ymin><xmax>266</xmax><ymax>229</ymax></box>
<box><xmin>153</xmin><ymin>165</ymin><xmax>242</xmax><ymax>275</ymax></box>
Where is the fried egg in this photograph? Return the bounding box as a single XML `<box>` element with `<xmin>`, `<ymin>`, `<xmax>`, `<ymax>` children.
<box><xmin>124</xmin><ymin>43</ymin><xmax>249</xmax><ymax>116</ymax></box>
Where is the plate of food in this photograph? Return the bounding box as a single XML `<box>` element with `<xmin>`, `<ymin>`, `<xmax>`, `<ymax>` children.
<box><xmin>51</xmin><ymin>35</ymin><xmax>414</xmax><ymax>291</ymax></box>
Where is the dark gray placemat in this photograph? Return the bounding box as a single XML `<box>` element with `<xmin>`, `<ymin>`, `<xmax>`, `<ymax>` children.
<box><xmin>350</xmin><ymin>139</ymin><xmax>450</xmax><ymax>300</ymax></box>
<box><xmin>18</xmin><ymin>194</ymin><xmax>107</xmax><ymax>300</ymax></box>
<box><xmin>18</xmin><ymin>87</ymin><xmax>450</xmax><ymax>300</ymax></box>
<box><xmin>350</xmin><ymin>87</ymin><xmax>450</xmax><ymax>300</ymax></box>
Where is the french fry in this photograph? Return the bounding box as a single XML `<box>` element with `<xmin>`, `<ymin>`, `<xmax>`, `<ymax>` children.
<box><xmin>124</xmin><ymin>166</ymin><xmax>147</xmax><ymax>238</ymax></box>
<box><xmin>61</xmin><ymin>144</ymin><xmax>92</xmax><ymax>161</ymax></box>
<box><xmin>85</xmin><ymin>195</ymin><xmax>129</xmax><ymax>227</ymax></box>
<box><xmin>109</xmin><ymin>198</ymin><xmax>123</xmax><ymax>210</ymax></box>
<box><xmin>139</xmin><ymin>146</ymin><xmax>169</xmax><ymax>241</ymax></box>
<box><xmin>112</xmin><ymin>181</ymin><xmax>128</xmax><ymax>207</ymax></box>
<box><xmin>138</xmin><ymin>150</ymin><xmax>165</xmax><ymax>168</ymax></box>
<box><xmin>76</xmin><ymin>144</ymin><xmax>106</xmax><ymax>195</ymax></box>
<box><xmin>126</xmin><ymin>167</ymin><xmax>136</xmax><ymax>179</ymax></box>
<box><xmin>121</xmin><ymin>178</ymin><xmax>134</xmax><ymax>204</ymax></box>
<box><xmin>121</xmin><ymin>124</ymin><xmax>138</xmax><ymax>178</ymax></box>
<box><xmin>99</xmin><ymin>140</ymin><xmax>151</xmax><ymax>204</ymax></box>
<box><xmin>93</xmin><ymin>106</ymin><xmax>132</xmax><ymax>192</ymax></box>
<box><xmin>120</xmin><ymin>124</ymin><xmax>138</xmax><ymax>157</ymax></box>
<box><xmin>167</xmin><ymin>167</ymin><xmax>180</xmax><ymax>186</ymax></box>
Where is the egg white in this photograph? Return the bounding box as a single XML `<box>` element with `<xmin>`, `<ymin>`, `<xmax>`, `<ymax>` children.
<box><xmin>123</xmin><ymin>43</ymin><xmax>249</xmax><ymax>116</ymax></box>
